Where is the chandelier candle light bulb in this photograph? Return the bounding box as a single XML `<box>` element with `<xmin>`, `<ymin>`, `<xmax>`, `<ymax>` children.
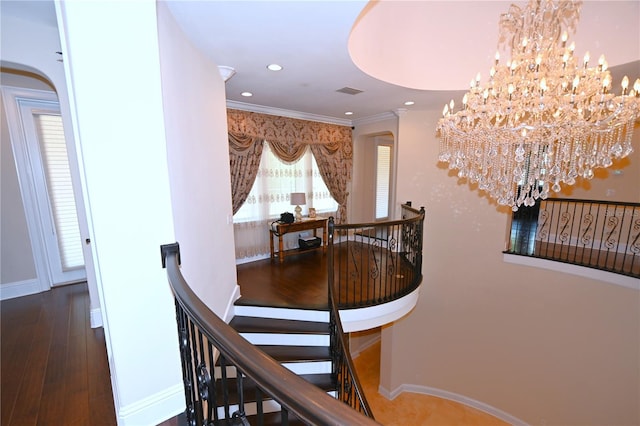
<box><xmin>436</xmin><ymin>0</ymin><xmax>640</xmax><ymax>211</ymax></box>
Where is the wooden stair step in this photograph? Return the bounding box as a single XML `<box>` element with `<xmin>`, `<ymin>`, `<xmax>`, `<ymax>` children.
<box><xmin>229</xmin><ymin>316</ymin><xmax>329</xmax><ymax>335</ymax></box>
<box><xmin>257</xmin><ymin>345</ymin><xmax>331</xmax><ymax>363</ymax></box>
<box><xmin>214</xmin><ymin>373</ymin><xmax>335</xmax><ymax>406</ymax></box>
<box><xmin>214</xmin><ymin>345</ymin><xmax>331</xmax><ymax>368</ymax></box>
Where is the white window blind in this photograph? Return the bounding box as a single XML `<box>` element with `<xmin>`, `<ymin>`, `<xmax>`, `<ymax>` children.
<box><xmin>34</xmin><ymin>113</ymin><xmax>84</xmax><ymax>270</ymax></box>
<box><xmin>375</xmin><ymin>145</ymin><xmax>391</xmax><ymax>220</ymax></box>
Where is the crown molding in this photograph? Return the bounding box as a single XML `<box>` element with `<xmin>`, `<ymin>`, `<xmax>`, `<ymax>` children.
<box><xmin>226</xmin><ymin>100</ymin><xmax>353</xmax><ymax>127</ymax></box>
<box><xmin>352</xmin><ymin>111</ymin><xmax>397</xmax><ymax>127</ymax></box>
<box><xmin>226</xmin><ymin>100</ymin><xmax>401</xmax><ymax>129</ymax></box>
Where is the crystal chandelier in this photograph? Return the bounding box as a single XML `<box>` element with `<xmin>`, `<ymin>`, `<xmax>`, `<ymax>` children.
<box><xmin>437</xmin><ymin>0</ymin><xmax>640</xmax><ymax>211</ymax></box>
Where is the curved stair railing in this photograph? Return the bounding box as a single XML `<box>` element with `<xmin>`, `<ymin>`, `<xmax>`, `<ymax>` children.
<box><xmin>328</xmin><ymin>277</ymin><xmax>374</xmax><ymax>419</ymax></box>
<box><xmin>328</xmin><ymin>204</ymin><xmax>426</xmax><ymax>309</ymax></box>
<box><xmin>161</xmin><ymin>243</ymin><xmax>380</xmax><ymax>426</ymax></box>
<box><xmin>326</xmin><ymin>203</ymin><xmax>425</xmax><ymax>417</ymax></box>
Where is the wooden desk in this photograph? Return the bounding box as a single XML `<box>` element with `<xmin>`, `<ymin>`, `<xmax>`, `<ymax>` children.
<box><xmin>270</xmin><ymin>217</ymin><xmax>328</xmax><ymax>262</ymax></box>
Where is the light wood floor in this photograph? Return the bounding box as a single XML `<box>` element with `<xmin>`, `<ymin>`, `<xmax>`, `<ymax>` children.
<box><xmin>353</xmin><ymin>341</ymin><xmax>508</xmax><ymax>426</ymax></box>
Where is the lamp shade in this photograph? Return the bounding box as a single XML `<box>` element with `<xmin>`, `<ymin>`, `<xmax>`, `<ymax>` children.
<box><xmin>290</xmin><ymin>192</ymin><xmax>306</xmax><ymax>206</ymax></box>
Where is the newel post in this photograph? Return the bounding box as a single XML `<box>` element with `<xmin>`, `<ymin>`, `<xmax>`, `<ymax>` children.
<box><xmin>161</xmin><ymin>242</ymin><xmax>181</xmax><ymax>268</ymax></box>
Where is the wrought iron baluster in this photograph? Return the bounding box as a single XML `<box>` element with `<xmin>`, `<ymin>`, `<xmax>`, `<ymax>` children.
<box><xmin>566</xmin><ymin>202</ymin><xmax>577</xmax><ymax>263</ymax></box>
<box><xmin>176</xmin><ymin>304</ymin><xmax>198</xmax><ymax>426</ymax></box>
<box><xmin>219</xmin><ymin>354</ymin><xmax>231</xmax><ymax>423</ymax></box>
<box><xmin>604</xmin><ymin>211</ymin><xmax>621</xmax><ymax>270</ymax></box>
<box><xmin>187</xmin><ymin>317</ymin><xmax>204</xmax><ymax>423</ymax></box>
<box><xmin>208</xmin><ymin>341</ymin><xmax>219</xmax><ymax>424</ymax></box>
<box><xmin>629</xmin><ymin>217</ymin><xmax>640</xmax><ymax>274</ymax></box>
<box><xmin>255</xmin><ymin>386</ymin><xmax>263</xmax><ymax>426</ymax></box>
<box><xmin>231</xmin><ymin>371</ymin><xmax>248</xmax><ymax>425</ymax></box>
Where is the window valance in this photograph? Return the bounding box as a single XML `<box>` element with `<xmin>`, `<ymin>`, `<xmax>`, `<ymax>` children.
<box><xmin>228</xmin><ymin>109</ymin><xmax>352</xmax><ymax>222</ymax></box>
<box><xmin>227</xmin><ymin>108</ymin><xmax>352</xmax><ymax>151</ymax></box>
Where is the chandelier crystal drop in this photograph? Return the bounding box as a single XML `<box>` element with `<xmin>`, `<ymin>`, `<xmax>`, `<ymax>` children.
<box><xmin>436</xmin><ymin>0</ymin><xmax>640</xmax><ymax>211</ymax></box>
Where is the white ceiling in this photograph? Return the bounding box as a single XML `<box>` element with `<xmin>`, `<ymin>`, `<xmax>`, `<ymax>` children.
<box><xmin>165</xmin><ymin>0</ymin><xmax>639</xmax><ymax>124</ymax></box>
<box><xmin>4</xmin><ymin>0</ymin><xmax>639</xmax><ymax>125</ymax></box>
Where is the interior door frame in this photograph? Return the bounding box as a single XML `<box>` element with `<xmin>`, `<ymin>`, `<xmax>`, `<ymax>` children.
<box><xmin>2</xmin><ymin>85</ymin><xmax>86</xmax><ymax>289</ymax></box>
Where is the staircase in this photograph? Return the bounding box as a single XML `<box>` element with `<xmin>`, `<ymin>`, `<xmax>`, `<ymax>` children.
<box><xmin>217</xmin><ymin>303</ymin><xmax>335</xmax><ymax>424</ymax></box>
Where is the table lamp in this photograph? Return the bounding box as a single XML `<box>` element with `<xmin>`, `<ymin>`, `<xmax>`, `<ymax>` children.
<box><xmin>290</xmin><ymin>192</ymin><xmax>306</xmax><ymax>222</ymax></box>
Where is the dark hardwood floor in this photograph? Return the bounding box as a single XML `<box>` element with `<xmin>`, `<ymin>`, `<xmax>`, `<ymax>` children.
<box><xmin>1</xmin><ymin>250</ymin><xmax>352</xmax><ymax>426</ymax></box>
<box><xmin>1</xmin><ymin>252</ymin><xmax>328</xmax><ymax>426</ymax></box>
<box><xmin>1</xmin><ymin>282</ymin><xmax>116</xmax><ymax>426</ymax></box>
<box><xmin>236</xmin><ymin>250</ymin><xmax>329</xmax><ymax>310</ymax></box>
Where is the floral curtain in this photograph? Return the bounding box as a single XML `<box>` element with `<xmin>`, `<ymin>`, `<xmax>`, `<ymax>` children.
<box><xmin>227</xmin><ymin>109</ymin><xmax>352</xmax><ymax>223</ymax></box>
<box><xmin>229</xmin><ymin>134</ymin><xmax>264</xmax><ymax>214</ymax></box>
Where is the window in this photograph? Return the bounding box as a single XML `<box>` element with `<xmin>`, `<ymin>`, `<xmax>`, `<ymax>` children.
<box><xmin>375</xmin><ymin>145</ymin><xmax>392</xmax><ymax>220</ymax></box>
<box><xmin>34</xmin><ymin>113</ymin><xmax>84</xmax><ymax>270</ymax></box>
<box><xmin>234</xmin><ymin>142</ymin><xmax>338</xmax><ymax>223</ymax></box>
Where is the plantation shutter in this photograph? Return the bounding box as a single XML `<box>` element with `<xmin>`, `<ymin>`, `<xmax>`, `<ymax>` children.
<box><xmin>375</xmin><ymin>145</ymin><xmax>391</xmax><ymax>220</ymax></box>
<box><xmin>34</xmin><ymin>113</ymin><xmax>84</xmax><ymax>270</ymax></box>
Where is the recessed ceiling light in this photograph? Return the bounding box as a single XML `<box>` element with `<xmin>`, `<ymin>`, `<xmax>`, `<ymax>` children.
<box><xmin>267</xmin><ymin>64</ymin><xmax>283</xmax><ymax>71</ymax></box>
<box><xmin>404</xmin><ymin>101</ymin><xmax>415</xmax><ymax>106</ymax></box>
<box><xmin>241</xmin><ymin>91</ymin><xmax>253</xmax><ymax>97</ymax></box>
<box><xmin>345</xmin><ymin>111</ymin><xmax>354</xmax><ymax>116</ymax></box>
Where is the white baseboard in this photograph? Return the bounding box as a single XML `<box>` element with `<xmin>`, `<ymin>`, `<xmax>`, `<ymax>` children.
<box><xmin>503</xmin><ymin>253</ymin><xmax>639</xmax><ymax>290</ymax></box>
<box><xmin>235</xmin><ymin>253</ymin><xmax>270</xmax><ymax>265</ymax></box>
<box><xmin>90</xmin><ymin>307</ymin><xmax>103</xmax><ymax>328</ymax></box>
<box><xmin>224</xmin><ymin>284</ymin><xmax>242</xmax><ymax>323</ymax></box>
<box><xmin>117</xmin><ymin>383</ymin><xmax>184</xmax><ymax>426</ymax></box>
<box><xmin>378</xmin><ymin>383</ymin><xmax>528</xmax><ymax>426</ymax></box>
<box><xmin>0</xmin><ymin>278</ymin><xmax>43</xmax><ymax>300</ymax></box>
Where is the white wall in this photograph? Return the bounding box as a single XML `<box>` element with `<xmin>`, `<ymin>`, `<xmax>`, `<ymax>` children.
<box><xmin>384</xmin><ymin>108</ymin><xmax>640</xmax><ymax>425</ymax></box>
<box><xmin>56</xmin><ymin>2</ymin><xmax>184</xmax><ymax>424</ymax></box>
<box><xmin>0</xmin><ymin>72</ymin><xmax>44</xmax><ymax>286</ymax></box>
<box><xmin>1</xmin><ymin>3</ymin><xmax>101</xmax><ymax>324</ymax></box>
<box><xmin>351</xmin><ymin>115</ymin><xmax>398</xmax><ymax>223</ymax></box>
<box><xmin>157</xmin><ymin>3</ymin><xmax>239</xmax><ymax>319</ymax></box>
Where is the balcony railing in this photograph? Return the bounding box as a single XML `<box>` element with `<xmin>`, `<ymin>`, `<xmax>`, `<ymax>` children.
<box><xmin>161</xmin><ymin>243</ymin><xmax>379</xmax><ymax>426</ymax></box>
<box><xmin>506</xmin><ymin>198</ymin><xmax>640</xmax><ymax>278</ymax></box>
<box><xmin>328</xmin><ymin>204</ymin><xmax>425</xmax><ymax>309</ymax></box>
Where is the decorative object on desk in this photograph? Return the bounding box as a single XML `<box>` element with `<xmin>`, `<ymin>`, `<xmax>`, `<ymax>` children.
<box><xmin>279</xmin><ymin>212</ymin><xmax>294</xmax><ymax>224</ymax></box>
<box><xmin>290</xmin><ymin>192</ymin><xmax>306</xmax><ymax>222</ymax></box>
<box><xmin>308</xmin><ymin>207</ymin><xmax>316</xmax><ymax>218</ymax></box>
<box><xmin>437</xmin><ymin>0</ymin><xmax>640</xmax><ymax>212</ymax></box>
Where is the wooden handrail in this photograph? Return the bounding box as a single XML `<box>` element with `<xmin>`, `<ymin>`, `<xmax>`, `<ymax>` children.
<box><xmin>330</xmin><ymin>210</ymin><xmax>425</xmax><ymax>232</ymax></box>
<box><xmin>161</xmin><ymin>243</ymin><xmax>380</xmax><ymax>425</ymax></box>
